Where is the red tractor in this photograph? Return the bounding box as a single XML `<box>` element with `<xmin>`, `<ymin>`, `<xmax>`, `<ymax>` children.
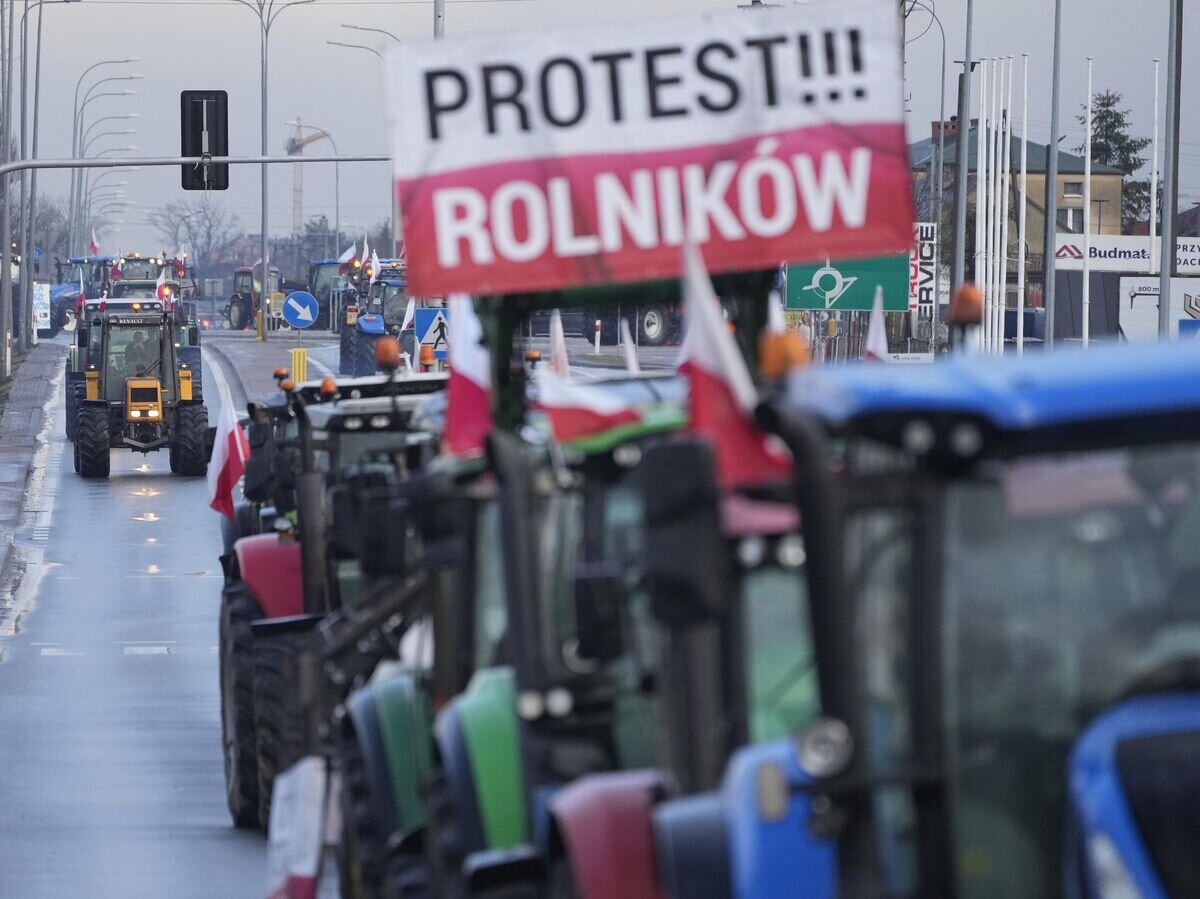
<box><xmin>225</xmin><ymin>264</ymin><xmax>280</xmax><ymax>330</ymax></box>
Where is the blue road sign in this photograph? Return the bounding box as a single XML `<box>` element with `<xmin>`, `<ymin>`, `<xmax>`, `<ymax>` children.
<box><xmin>283</xmin><ymin>290</ymin><xmax>319</xmax><ymax>329</ymax></box>
<box><xmin>414</xmin><ymin>307</ymin><xmax>450</xmax><ymax>360</ymax></box>
<box><xmin>1180</xmin><ymin>319</ymin><xmax>1200</xmax><ymax>339</ymax></box>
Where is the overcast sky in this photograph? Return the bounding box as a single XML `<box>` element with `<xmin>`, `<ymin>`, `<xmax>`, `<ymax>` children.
<box><xmin>27</xmin><ymin>0</ymin><xmax>1195</xmax><ymax>260</ymax></box>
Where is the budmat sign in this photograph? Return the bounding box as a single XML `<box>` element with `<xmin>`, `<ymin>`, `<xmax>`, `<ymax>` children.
<box><xmin>389</xmin><ymin>0</ymin><xmax>913</xmax><ymax>295</ymax></box>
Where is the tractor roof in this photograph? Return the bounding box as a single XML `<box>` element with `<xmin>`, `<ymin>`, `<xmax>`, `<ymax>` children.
<box><xmin>785</xmin><ymin>340</ymin><xmax>1200</xmax><ymax>446</ymax></box>
<box><xmin>306</xmin><ymin>389</ymin><xmax>447</xmax><ymax>431</ymax></box>
<box><xmin>295</xmin><ymin>371</ymin><xmax>448</xmax><ymax>400</ymax></box>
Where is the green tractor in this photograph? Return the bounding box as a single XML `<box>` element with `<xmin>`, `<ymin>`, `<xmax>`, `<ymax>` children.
<box><xmin>72</xmin><ymin>306</ymin><xmax>208</xmax><ymax>479</ymax></box>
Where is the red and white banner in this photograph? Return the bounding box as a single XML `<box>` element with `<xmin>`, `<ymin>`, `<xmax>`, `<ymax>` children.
<box><xmin>535</xmin><ymin>368</ymin><xmax>640</xmax><ymax>442</ymax></box>
<box><xmin>388</xmin><ymin>0</ymin><xmax>912</xmax><ymax>296</ymax></box>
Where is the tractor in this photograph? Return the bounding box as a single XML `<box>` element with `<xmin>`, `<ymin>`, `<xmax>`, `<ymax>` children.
<box><xmin>72</xmin><ymin>307</ymin><xmax>208</xmax><ymax>479</ymax></box>
<box><xmin>339</xmin><ymin>259</ymin><xmax>412</xmax><ymax>377</ymax></box>
<box><xmin>307</xmin><ymin>258</ymin><xmax>349</xmax><ymax>331</ymax></box>
<box><xmin>226</xmin><ymin>264</ymin><xmax>281</xmax><ymax>331</ymax></box>
<box><xmin>217</xmin><ymin>361</ymin><xmax>448</xmax><ymax>830</ymax></box>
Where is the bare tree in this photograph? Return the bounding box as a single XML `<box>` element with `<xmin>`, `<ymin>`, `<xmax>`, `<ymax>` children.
<box><xmin>148</xmin><ymin>199</ymin><xmax>242</xmax><ymax>281</ymax></box>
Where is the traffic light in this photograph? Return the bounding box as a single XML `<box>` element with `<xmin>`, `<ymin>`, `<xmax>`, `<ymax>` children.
<box><xmin>180</xmin><ymin>90</ymin><xmax>229</xmax><ymax>190</ymax></box>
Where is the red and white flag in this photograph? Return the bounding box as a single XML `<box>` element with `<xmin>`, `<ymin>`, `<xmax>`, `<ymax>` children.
<box><xmin>400</xmin><ymin>295</ymin><xmax>416</xmax><ymax>333</ymax></box>
<box><xmin>548</xmin><ymin>309</ymin><xmax>571</xmax><ymax>377</ymax></box>
<box><xmin>679</xmin><ymin>243</ymin><xmax>790</xmax><ymax>489</ymax></box>
<box><xmin>155</xmin><ymin>266</ymin><xmax>171</xmax><ymax>305</ymax></box>
<box><xmin>445</xmin><ymin>294</ymin><xmax>492</xmax><ymax>456</ymax></box>
<box><xmin>864</xmin><ymin>286</ymin><xmax>890</xmax><ymax>362</ymax></box>
<box><xmin>535</xmin><ymin>368</ymin><xmax>640</xmax><ymax>442</ymax></box>
<box><xmin>369</xmin><ymin>250</ymin><xmax>382</xmax><ymax>286</ymax></box>
<box><xmin>74</xmin><ymin>272</ymin><xmax>86</xmax><ymax>318</ymax></box>
<box><xmin>337</xmin><ymin>242</ymin><xmax>357</xmax><ymax>274</ymax></box>
<box><xmin>361</xmin><ymin>235</ymin><xmax>370</xmax><ymax>278</ymax></box>
<box><xmin>89</xmin><ymin>229</ymin><xmax>99</xmax><ymax>257</ymax></box>
<box><xmin>208</xmin><ymin>398</ymin><xmax>250</xmax><ymax>520</ymax></box>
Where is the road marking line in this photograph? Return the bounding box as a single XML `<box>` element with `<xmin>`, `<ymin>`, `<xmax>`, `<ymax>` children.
<box><xmin>115</xmin><ymin>640</ymin><xmax>178</xmax><ymax>645</ymax></box>
<box><xmin>40</xmin><ymin>648</ymin><xmax>83</xmax><ymax>657</ymax></box>
<box><xmin>123</xmin><ymin>645</ymin><xmax>170</xmax><ymax>656</ymax></box>
<box><xmin>308</xmin><ymin>355</ymin><xmax>335</xmax><ymax>379</ymax></box>
<box><xmin>202</xmin><ymin>347</ymin><xmax>237</xmax><ymax>414</ymax></box>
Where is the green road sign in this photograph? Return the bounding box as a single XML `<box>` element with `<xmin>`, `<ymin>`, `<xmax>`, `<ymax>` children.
<box><xmin>786</xmin><ymin>254</ymin><xmax>909</xmax><ymax>312</ymax></box>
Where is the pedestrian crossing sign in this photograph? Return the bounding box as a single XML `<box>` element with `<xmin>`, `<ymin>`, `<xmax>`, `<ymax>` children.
<box><xmin>414</xmin><ymin>308</ymin><xmax>450</xmax><ymax>360</ymax></box>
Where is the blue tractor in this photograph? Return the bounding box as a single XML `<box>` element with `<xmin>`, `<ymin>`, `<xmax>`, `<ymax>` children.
<box><xmin>557</xmin><ymin>340</ymin><xmax>1200</xmax><ymax>899</ymax></box>
<box><xmin>338</xmin><ymin>259</ymin><xmax>410</xmax><ymax>377</ymax></box>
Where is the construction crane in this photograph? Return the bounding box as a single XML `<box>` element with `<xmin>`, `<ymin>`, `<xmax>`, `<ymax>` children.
<box><xmin>284</xmin><ymin>119</ymin><xmax>333</xmax><ymax>236</ymax></box>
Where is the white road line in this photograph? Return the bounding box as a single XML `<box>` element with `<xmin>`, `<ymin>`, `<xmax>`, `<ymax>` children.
<box><xmin>308</xmin><ymin>355</ymin><xmax>335</xmax><ymax>379</ymax></box>
<box><xmin>40</xmin><ymin>648</ymin><xmax>84</xmax><ymax>657</ymax></box>
<box><xmin>202</xmin><ymin>346</ymin><xmax>237</xmax><ymax>413</ymax></box>
<box><xmin>115</xmin><ymin>640</ymin><xmax>178</xmax><ymax>645</ymax></box>
<box><xmin>123</xmin><ymin>645</ymin><xmax>171</xmax><ymax>656</ymax></box>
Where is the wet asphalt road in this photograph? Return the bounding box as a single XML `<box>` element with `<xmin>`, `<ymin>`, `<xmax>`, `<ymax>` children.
<box><xmin>0</xmin><ymin>361</ymin><xmax>265</xmax><ymax>897</ymax></box>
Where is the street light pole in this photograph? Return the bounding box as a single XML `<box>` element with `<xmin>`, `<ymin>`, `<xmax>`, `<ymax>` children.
<box><xmin>1159</xmin><ymin>0</ymin><xmax>1182</xmax><ymax>337</ymax></box>
<box><xmin>951</xmin><ymin>0</ymin><xmax>973</xmax><ymax>305</ymax></box>
<box><xmin>341</xmin><ymin>23</ymin><xmax>400</xmax><ymax>43</ymax></box>
<box><xmin>286</xmin><ymin>120</ymin><xmax>339</xmax><ymax>257</ymax></box>
<box><xmin>229</xmin><ymin>0</ymin><xmax>314</xmax><ymax>343</ymax></box>
<box><xmin>1043</xmin><ymin>0</ymin><xmax>1063</xmax><ymax>345</ymax></box>
<box><xmin>71</xmin><ymin>71</ymin><xmax>141</xmax><ymax>250</ymax></box>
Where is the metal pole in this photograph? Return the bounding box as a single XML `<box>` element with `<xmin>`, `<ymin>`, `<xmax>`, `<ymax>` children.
<box><xmin>261</xmin><ymin>17</ymin><xmax>269</xmax><ymax>341</ymax></box>
<box><xmin>17</xmin><ymin>0</ymin><xmax>29</xmax><ymax>350</ymax></box>
<box><xmin>984</xmin><ymin>59</ymin><xmax>997</xmax><ymax>352</ymax></box>
<box><xmin>974</xmin><ymin>59</ymin><xmax>987</xmax><ymax>352</ymax></box>
<box><xmin>1150</xmin><ymin>58</ymin><xmax>1160</xmax><ymax>276</ymax></box>
<box><xmin>998</xmin><ymin>58</ymin><xmax>1013</xmax><ymax>354</ymax></box>
<box><xmin>1017</xmin><ymin>54</ymin><xmax>1029</xmax><ymax>355</ymax></box>
<box><xmin>25</xmin><ymin>0</ymin><xmax>43</xmax><ymax>346</ymax></box>
<box><xmin>1043</xmin><ymin>0</ymin><xmax>1063</xmax><ymax>344</ymax></box>
<box><xmin>1</xmin><ymin>0</ymin><xmax>15</xmax><ymax>367</ymax></box>
<box><xmin>951</xmin><ymin>0</ymin><xmax>974</xmax><ymax>299</ymax></box>
<box><xmin>1082</xmin><ymin>58</ymin><xmax>1093</xmax><ymax>348</ymax></box>
<box><xmin>434</xmin><ymin>0</ymin><xmax>444</xmax><ymax>36</ymax></box>
<box><xmin>1159</xmin><ymin>0</ymin><xmax>1182</xmax><ymax>337</ymax></box>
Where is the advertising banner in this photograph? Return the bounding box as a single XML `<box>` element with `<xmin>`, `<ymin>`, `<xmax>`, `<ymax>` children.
<box><xmin>1055</xmin><ymin>235</ymin><xmax>1200</xmax><ymax>273</ymax></box>
<box><xmin>389</xmin><ymin>0</ymin><xmax>913</xmax><ymax>295</ymax></box>
<box><xmin>909</xmin><ymin>221</ymin><xmax>936</xmax><ymax>310</ymax></box>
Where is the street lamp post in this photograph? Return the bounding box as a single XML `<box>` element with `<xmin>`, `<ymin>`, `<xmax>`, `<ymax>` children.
<box><xmin>285</xmin><ymin>120</ymin><xmax>339</xmax><ymax>257</ymax></box>
<box><xmin>328</xmin><ymin>40</ymin><xmax>396</xmax><ymax>251</ymax></box>
<box><xmin>341</xmin><ymin>23</ymin><xmax>400</xmax><ymax>43</ymax></box>
<box><xmin>229</xmin><ymin>0</ymin><xmax>314</xmax><ymax>343</ymax></box>
<box><xmin>70</xmin><ymin>72</ymin><xmax>141</xmax><ymax>248</ymax></box>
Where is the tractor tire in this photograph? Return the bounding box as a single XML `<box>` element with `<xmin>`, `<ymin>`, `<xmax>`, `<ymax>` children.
<box><xmin>381</xmin><ymin>839</ymin><xmax>435</xmax><ymax>899</ymax></box>
<box><xmin>75</xmin><ymin>405</ymin><xmax>110</xmax><ymax>479</ymax></box>
<box><xmin>229</xmin><ymin>299</ymin><xmax>248</xmax><ymax>331</ymax></box>
<box><xmin>219</xmin><ymin>580</ymin><xmax>263</xmax><ymax>829</ymax></box>
<box><xmin>337</xmin><ymin>718</ymin><xmax>390</xmax><ymax>899</ymax></box>
<box><xmin>353</xmin><ymin>331</ymin><xmax>380</xmax><ymax>377</ymax></box>
<box><xmin>65</xmin><ymin>384</ymin><xmax>77</xmax><ymax>441</ymax></box>
<box><xmin>174</xmin><ymin>404</ymin><xmax>209</xmax><ymax>477</ymax></box>
<box><xmin>424</xmin><ymin>768</ymin><xmax>467</xmax><ymax>899</ymax></box>
<box><xmin>253</xmin><ymin>628</ymin><xmax>309</xmax><ymax>830</ymax></box>
<box><xmin>638</xmin><ymin>305</ymin><xmax>670</xmax><ymax>347</ymax></box>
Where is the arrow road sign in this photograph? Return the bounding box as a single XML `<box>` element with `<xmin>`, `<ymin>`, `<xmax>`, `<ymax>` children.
<box><xmin>283</xmin><ymin>291</ymin><xmax>318</xmax><ymax>329</ymax></box>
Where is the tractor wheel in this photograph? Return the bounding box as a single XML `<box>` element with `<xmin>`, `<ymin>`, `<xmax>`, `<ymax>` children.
<box><xmin>381</xmin><ymin>838</ymin><xmax>435</xmax><ymax>899</ymax></box>
<box><xmin>220</xmin><ymin>580</ymin><xmax>263</xmax><ymax>829</ymax></box>
<box><xmin>228</xmin><ymin>299</ymin><xmax>247</xmax><ymax>331</ymax></box>
<box><xmin>65</xmin><ymin>384</ymin><xmax>77</xmax><ymax>441</ymax></box>
<box><xmin>76</xmin><ymin>405</ymin><xmax>110</xmax><ymax>479</ymax></box>
<box><xmin>424</xmin><ymin>768</ymin><xmax>467</xmax><ymax>898</ymax></box>
<box><xmin>253</xmin><ymin>628</ymin><xmax>309</xmax><ymax>830</ymax></box>
<box><xmin>337</xmin><ymin>717</ymin><xmax>389</xmax><ymax>899</ymax></box>
<box><xmin>638</xmin><ymin>305</ymin><xmax>670</xmax><ymax>346</ymax></box>
<box><xmin>174</xmin><ymin>404</ymin><xmax>209</xmax><ymax>476</ymax></box>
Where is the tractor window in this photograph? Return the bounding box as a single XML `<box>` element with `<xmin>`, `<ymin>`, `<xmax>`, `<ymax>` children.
<box><xmin>844</xmin><ymin>507</ymin><xmax>918</xmax><ymax>897</ymax></box>
<box><xmin>311</xmin><ymin>265</ymin><xmax>345</xmax><ymax>297</ymax></box>
<box><xmin>105</xmin><ymin>324</ymin><xmax>165</xmax><ymax>400</ymax></box>
<box><xmin>745</xmin><ymin>562</ymin><xmax>819</xmax><ymax>743</ymax></box>
<box><xmin>941</xmin><ymin>442</ymin><xmax>1200</xmax><ymax>899</ymax></box>
<box><xmin>472</xmin><ymin>500</ymin><xmax>507</xmax><ymax>670</ymax></box>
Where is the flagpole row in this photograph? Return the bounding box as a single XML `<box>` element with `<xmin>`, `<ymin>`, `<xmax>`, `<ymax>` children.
<box><xmin>1017</xmin><ymin>54</ymin><xmax>1029</xmax><ymax>356</ymax></box>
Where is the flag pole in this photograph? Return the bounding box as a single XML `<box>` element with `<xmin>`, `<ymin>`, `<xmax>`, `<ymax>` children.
<box><xmin>1149</xmin><ymin>57</ymin><xmax>1160</xmax><ymax>276</ymax></box>
<box><xmin>999</xmin><ymin>57</ymin><xmax>1014</xmax><ymax>354</ymax></box>
<box><xmin>1017</xmin><ymin>54</ymin><xmax>1029</xmax><ymax>355</ymax></box>
<box><xmin>975</xmin><ymin>59</ymin><xmax>988</xmax><ymax>353</ymax></box>
<box><xmin>1082</xmin><ymin>57</ymin><xmax>1093</xmax><ymax>348</ymax></box>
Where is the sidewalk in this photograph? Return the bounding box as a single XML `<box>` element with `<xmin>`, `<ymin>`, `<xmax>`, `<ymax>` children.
<box><xmin>203</xmin><ymin>331</ymin><xmax>339</xmax><ymax>410</ymax></box>
<box><xmin>0</xmin><ymin>340</ymin><xmax>68</xmax><ymax>609</ymax></box>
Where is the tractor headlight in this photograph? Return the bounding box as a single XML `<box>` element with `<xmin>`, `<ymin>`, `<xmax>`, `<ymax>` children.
<box><xmin>1087</xmin><ymin>833</ymin><xmax>1144</xmax><ymax>899</ymax></box>
<box><xmin>130</xmin><ymin>410</ymin><xmax>141</xmax><ymax>418</ymax></box>
<box><xmin>343</xmin><ymin>416</ymin><xmax>364</xmax><ymax>431</ymax></box>
<box><xmin>369</xmin><ymin>415</ymin><xmax>390</xmax><ymax>429</ymax></box>
<box><xmin>148</xmin><ymin>409</ymin><xmax>159</xmax><ymax>418</ymax></box>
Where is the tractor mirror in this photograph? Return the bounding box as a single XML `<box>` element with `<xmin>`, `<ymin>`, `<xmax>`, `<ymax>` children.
<box><xmin>573</xmin><ymin>563</ymin><xmax>626</xmax><ymax>664</ymax></box>
<box><xmin>642</xmin><ymin>439</ymin><xmax>730</xmax><ymax>624</ymax></box>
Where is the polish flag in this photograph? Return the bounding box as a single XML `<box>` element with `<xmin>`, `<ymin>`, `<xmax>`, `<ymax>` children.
<box><xmin>74</xmin><ymin>272</ymin><xmax>86</xmax><ymax>318</ymax></box>
<box><xmin>208</xmin><ymin>398</ymin><xmax>250</xmax><ymax>520</ymax></box>
<box><xmin>337</xmin><ymin>242</ymin><xmax>357</xmax><ymax>275</ymax></box>
<box><xmin>361</xmin><ymin>235</ymin><xmax>370</xmax><ymax>278</ymax></box>
<box><xmin>89</xmin><ymin>229</ymin><xmax>99</xmax><ymax>257</ymax></box>
<box><xmin>445</xmin><ymin>294</ymin><xmax>492</xmax><ymax>456</ymax></box>
<box><xmin>864</xmin><ymin>286</ymin><xmax>890</xmax><ymax>362</ymax></box>
<box><xmin>369</xmin><ymin>250</ymin><xmax>381</xmax><ymax>286</ymax></box>
<box><xmin>400</xmin><ymin>295</ymin><xmax>415</xmax><ymax>333</ymax></box>
<box><xmin>155</xmin><ymin>266</ymin><xmax>170</xmax><ymax>304</ymax></box>
<box><xmin>548</xmin><ymin>309</ymin><xmax>570</xmax><ymax>377</ymax></box>
<box><xmin>535</xmin><ymin>368</ymin><xmax>640</xmax><ymax>443</ymax></box>
<box><xmin>678</xmin><ymin>243</ymin><xmax>790</xmax><ymax>489</ymax></box>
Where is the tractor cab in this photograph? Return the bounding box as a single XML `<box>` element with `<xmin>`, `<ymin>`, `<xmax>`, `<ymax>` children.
<box><xmin>307</xmin><ymin>259</ymin><xmax>348</xmax><ymax>330</ymax></box>
<box><xmin>227</xmin><ymin>264</ymin><xmax>281</xmax><ymax>330</ymax></box>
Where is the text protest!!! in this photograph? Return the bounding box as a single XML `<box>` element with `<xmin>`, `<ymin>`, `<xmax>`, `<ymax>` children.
<box><xmin>389</xmin><ymin>0</ymin><xmax>913</xmax><ymax>295</ymax></box>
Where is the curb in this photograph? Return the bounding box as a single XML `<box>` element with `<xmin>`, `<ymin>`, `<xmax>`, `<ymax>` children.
<box><xmin>203</xmin><ymin>340</ymin><xmax>250</xmax><ymax>412</ymax></box>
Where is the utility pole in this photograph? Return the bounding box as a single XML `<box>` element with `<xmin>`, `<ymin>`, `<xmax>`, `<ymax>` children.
<box><xmin>1159</xmin><ymin>0</ymin><xmax>1182</xmax><ymax>337</ymax></box>
<box><xmin>1043</xmin><ymin>0</ymin><xmax>1064</xmax><ymax>345</ymax></box>
<box><xmin>951</xmin><ymin>0</ymin><xmax>974</xmax><ymax>298</ymax></box>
